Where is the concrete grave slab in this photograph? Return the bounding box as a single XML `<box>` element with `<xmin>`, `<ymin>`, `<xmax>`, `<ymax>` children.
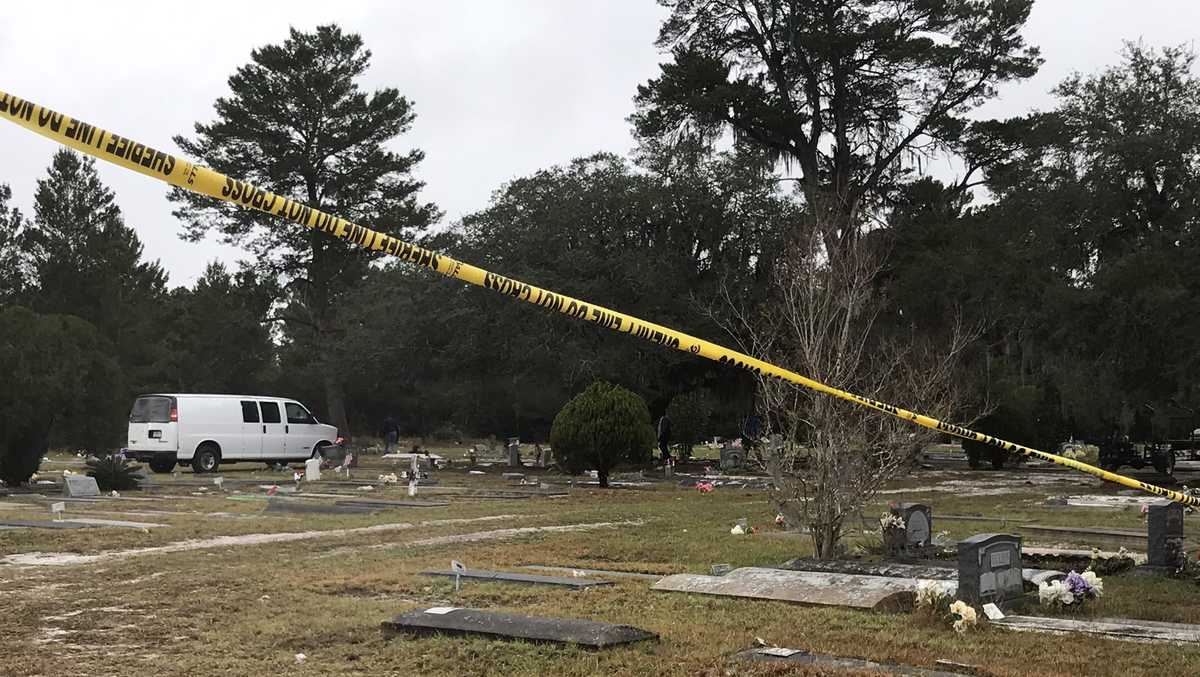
<box><xmin>63</xmin><ymin>518</ymin><xmax>167</xmax><ymax>529</ymax></box>
<box><xmin>521</xmin><ymin>565</ymin><xmax>665</xmax><ymax>582</ymax></box>
<box><xmin>652</xmin><ymin>567</ymin><xmax>953</xmax><ymax>612</ymax></box>
<box><xmin>335</xmin><ymin>498</ymin><xmax>450</xmax><ymax>509</ymax></box>
<box><xmin>1019</xmin><ymin>523</ymin><xmax>1149</xmax><ymax>550</ymax></box>
<box><xmin>62</xmin><ymin>475</ymin><xmax>100</xmax><ymax>498</ymax></box>
<box><xmin>733</xmin><ymin>647</ymin><xmax>966</xmax><ymax>675</ymax></box>
<box><xmin>0</xmin><ymin>519</ymin><xmax>97</xmax><ymax>529</ymax></box>
<box><xmin>779</xmin><ymin>558</ymin><xmax>1064</xmax><ymax>587</ymax></box>
<box><xmin>422</xmin><ymin>568</ymin><xmax>614</xmax><ymax>589</ymax></box>
<box><xmin>264</xmin><ymin>498</ymin><xmax>378</xmax><ymax>515</ymax></box>
<box><xmin>994</xmin><ymin>615</ymin><xmax>1200</xmax><ymax>645</ymax></box>
<box><xmin>381</xmin><ymin>607</ymin><xmax>656</xmax><ymax>648</ymax></box>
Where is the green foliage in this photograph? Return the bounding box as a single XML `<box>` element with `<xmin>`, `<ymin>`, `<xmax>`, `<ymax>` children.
<box><xmin>549</xmin><ymin>381</ymin><xmax>655</xmax><ymax>487</ymax></box>
<box><xmin>23</xmin><ymin>149</ymin><xmax>169</xmax><ymax>396</ymax></box>
<box><xmin>636</xmin><ymin>0</ymin><xmax>1040</xmax><ymax>252</ymax></box>
<box><xmin>170</xmin><ymin>24</ymin><xmax>439</xmax><ymax>435</ymax></box>
<box><xmin>0</xmin><ymin>183</ymin><xmax>27</xmax><ymax>304</ymax></box>
<box><xmin>162</xmin><ymin>261</ymin><xmax>278</xmax><ymax>393</ymax></box>
<box><xmin>85</xmin><ymin>456</ymin><xmax>143</xmax><ymax>492</ymax></box>
<box><xmin>666</xmin><ymin>390</ymin><xmax>713</xmax><ymax>455</ymax></box>
<box><xmin>0</xmin><ymin>307</ymin><xmax>122</xmax><ymax>484</ymax></box>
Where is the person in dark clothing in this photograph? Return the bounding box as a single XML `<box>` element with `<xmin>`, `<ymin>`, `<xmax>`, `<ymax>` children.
<box><xmin>657</xmin><ymin>414</ymin><xmax>672</xmax><ymax>464</ymax></box>
<box><xmin>381</xmin><ymin>415</ymin><xmax>400</xmax><ymax>454</ymax></box>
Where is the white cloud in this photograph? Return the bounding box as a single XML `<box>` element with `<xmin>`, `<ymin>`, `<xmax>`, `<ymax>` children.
<box><xmin>2</xmin><ymin>1</ymin><xmax>1198</xmax><ymax>284</ymax></box>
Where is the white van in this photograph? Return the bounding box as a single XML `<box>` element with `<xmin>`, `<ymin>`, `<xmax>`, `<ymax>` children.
<box><xmin>126</xmin><ymin>394</ymin><xmax>339</xmax><ymax>473</ymax></box>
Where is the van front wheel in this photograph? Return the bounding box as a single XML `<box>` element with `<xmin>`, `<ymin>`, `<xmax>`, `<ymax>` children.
<box><xmin>192</xmin><ymin>444</ymin><xmax>220</xmax><ymax>474</ymax></box>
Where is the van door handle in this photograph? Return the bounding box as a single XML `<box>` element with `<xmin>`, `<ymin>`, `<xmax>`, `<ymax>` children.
<box><xmin>285</xmin><ymin>425</ymin><xmax>289</xmax><ymax>434</ymax></box>
<box><xmin>262</xmin><ymin>425</ymin><xmax>266</xmax><ymax>434</ymax></box>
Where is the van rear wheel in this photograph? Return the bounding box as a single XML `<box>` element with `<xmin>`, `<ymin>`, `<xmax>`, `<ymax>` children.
<box><xmin>192</xmin><ymin>444</ymin><xmax>220</xmax><ymax>474</ymax></box>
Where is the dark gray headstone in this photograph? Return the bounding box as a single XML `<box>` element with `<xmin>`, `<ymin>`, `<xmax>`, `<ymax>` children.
<box><xmin>1147</xmin><ymin>500</ymin><xmax>1185</xmax><ymax>568</ymax></box>
<box><xmin>381</xmin><ymin>607</ymin><xmax>657</xmax><ymax>648</ymax></box>
<box><xmin>720</xmin><ymin>445</ymin><xmax>746</xmax><ymax>471</ymax></box>
<box><xmin>421</xmin><ymin>569</ymin><xmax>613</xmax><ymax>589</ymax></box>
<box><xmin>506</xmin><ymin>437</ymin><xmax>521</xmax><ymax>468</ymax></box>
<box><xmin>957</xmin><ymin>533</ymin><xmax>1023</xmax><ymax>604</ymax></box>
<box><xmin>63</xmin><ymin>475</ymin><xmax>100</xmax><ymax>498</ymax></box>
<box><xmin>891</xmin><ymin>503</ymin><xmax>933</xmax><ymax>549</ymax></box>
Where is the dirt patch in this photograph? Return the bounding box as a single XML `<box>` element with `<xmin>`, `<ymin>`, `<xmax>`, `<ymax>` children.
<box><xmin>1</xmin><ymin>514</ymin><xmax>521</xmax><ymax>568</ymax></box>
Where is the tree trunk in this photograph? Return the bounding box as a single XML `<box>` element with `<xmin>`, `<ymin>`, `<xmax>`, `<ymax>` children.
<box><xmin>811</xmin><ymin>522</ymin><xmax>841</xmax><ymax>560</ymax></box>
<box><xmin>598</xmin><ymin>468</ymin><xmax>610</xmax><ymax>488</ymax></box>
<box><xmin>323</xmin><ymin>370</ymin><xmax>350</xmax><ymax>440</ymax></box>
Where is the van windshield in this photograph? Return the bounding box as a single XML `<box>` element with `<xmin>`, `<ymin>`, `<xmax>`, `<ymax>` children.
<box><xmin>130</xmin><ymin>396</ymin><xmax>174</xmax><ymax>423</ymax></box>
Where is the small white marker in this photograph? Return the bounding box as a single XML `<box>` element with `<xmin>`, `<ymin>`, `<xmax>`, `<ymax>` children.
<box><xmin>982</xmin><ymin>602</ymin><xmax>1005</xmax><ymax>621</ymax></box>
<box><xmin>50</xmin><ymin>502</ymin><xmax>65</xmax><ymax>521</ymax></box>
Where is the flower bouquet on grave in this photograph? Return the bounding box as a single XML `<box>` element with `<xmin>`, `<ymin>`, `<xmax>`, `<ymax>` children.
<box><xmin>1038</xmin><ymin>570</ymin><xmax>1103</xmax><ymax>610</ymax></box>
<box><xmin>879</xmin><ymin>512</ymin><xmax>907</xmax><ymax>552</ymax></box>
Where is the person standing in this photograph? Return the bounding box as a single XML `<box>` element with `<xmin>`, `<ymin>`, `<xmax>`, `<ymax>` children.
<box><xmin>657</xmin><ymin>413</ymin><xmax>672</xmax><ymax>464</ymax></box>
<box><xmin>381</xmin><ymin>415</ymin><xmax>400</xmax><ymax>454</ymax></box>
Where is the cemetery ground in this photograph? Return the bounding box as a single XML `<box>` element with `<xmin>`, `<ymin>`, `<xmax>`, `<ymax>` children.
<box><xmin>2</xmin><ymin>446</ymin><xmax>1200</xmax><ymax>676</ymax></box>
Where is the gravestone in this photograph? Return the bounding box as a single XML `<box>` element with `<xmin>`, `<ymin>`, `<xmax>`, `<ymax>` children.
<box><xmin>720</xmin><ymin>444</ymin><xmax>746</xmax><ymax>472</ymax></box>
<box><xmin>506</xmin><ymin>437</ymin><xmax>521</xmax><ymax>468</ymax></box>
<box><xmin>957</xmin><ymin>533</ymin><xmax>1023</xmax><ymax>605</ymax></box>
<box><xmin>1146</xmin><ymin>500</ymin><xmax>1185</xmax><ymax>570</ymax></box>
<box><xmin>889</xmin><ymin>503</ymin><xmax>933</xmax><ymax>553</ymax></box>
<box><xmin>62</xmin><ymin>474</ymin><xmax>100</xmax><ymax>498</ymax></box>
<box><xmin>304</xmin><ymin>458</ymin><xmax>321</xmax><ymax>482</ymax></box>
<box><xmin>382</xmin><ymin>608</ymin><xmax>657</xmax><ymax>648</ymax></box>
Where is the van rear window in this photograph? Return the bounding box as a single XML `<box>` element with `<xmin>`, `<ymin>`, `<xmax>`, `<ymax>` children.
<box><xmin>130</xmin><ymin>396</ymin><xmax>174</xmax><ymax>423</ymax></box>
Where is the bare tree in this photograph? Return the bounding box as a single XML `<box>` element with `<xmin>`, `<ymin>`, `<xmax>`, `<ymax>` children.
<box><xmin>719</xmin><ymin>221</ymin><xmax>976</xmax><ymax>559</ymax></box>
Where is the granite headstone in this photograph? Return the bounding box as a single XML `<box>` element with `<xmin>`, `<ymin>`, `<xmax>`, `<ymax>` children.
<box><xmin>957</xmin><ymin>533</ymin><xmax>1023</xmax><ymax>605</ymax></box>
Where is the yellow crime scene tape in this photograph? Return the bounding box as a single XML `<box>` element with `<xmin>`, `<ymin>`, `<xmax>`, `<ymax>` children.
<box><xmin>3</xmin><ymin>89</ymin><xmax>1196</xmax><ymax>507</ymax></box>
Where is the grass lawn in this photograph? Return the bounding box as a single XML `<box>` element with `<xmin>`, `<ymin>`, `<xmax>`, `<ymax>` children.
<box><xmin>2</xmin><ymin>448</ymin><xmax>1199</xmax><ymax>676</ymax></box>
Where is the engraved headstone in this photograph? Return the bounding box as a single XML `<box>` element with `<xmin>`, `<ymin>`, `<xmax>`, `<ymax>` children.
<box><xmin>62</xmin><ymin>474</ymin><xmax>100</xmax><ymax>498</ymax></box>
<box><xmin>956</xmin><ymin>533</ymin><xmax>1023</xmax><ymax>605</ymax></box>
<box><xmin>720</xmin><ymin>444</ymin><xmax>746</xmax><ymax>471</ymax></box>
<box><xmin>890</xmin><ymin>503</ymin><xmax>933</xmax><ymax>550</ymax></box>
<box><xmin>506</xmin><ymin>437</ymin><xmax>522</xmax><ymax>468</ymax></box>
<box><xmin>304</xmin><ymin>458</ymin><xmax>321</xmax><ymax>482</ymax></box>
<box><xmin>1146</xmin><ymin>500</ymin><xmax>1185</xmax><ymax>569</ymax></box>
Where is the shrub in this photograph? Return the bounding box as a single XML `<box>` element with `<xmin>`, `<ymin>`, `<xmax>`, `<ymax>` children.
<box><xmin>550</xmin><ymin>380</ymin><xmax>654</xmax><ymax>487</ymax></box>
<box><xmin>666</xmin><ymin>390</ymin><xmax>713</xmax><ymax>459</ymax></box>
<box><xmin>0</xmin><ymin>307</ymin><xmax>123</xmax><ymax>484</ymax></box>
<box><xmin>86</xmin><ymin>455</ymin><xmax>143</xmax><ymax>492</ymax></box>
<box><xmin>0</xmin><ymin>425</ymin><xmax>49</xmax><ymax>486</ymax></box>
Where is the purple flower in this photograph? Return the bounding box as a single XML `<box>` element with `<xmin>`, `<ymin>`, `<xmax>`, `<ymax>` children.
<box><xmin>1065</xmin><ymin>571</ymin><xmax>1095</xmax><ymax>599</ymax></box>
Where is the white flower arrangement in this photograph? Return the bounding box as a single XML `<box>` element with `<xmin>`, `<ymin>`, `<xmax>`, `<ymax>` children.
<box><xmin>949</xmin><ymin>600</ymin><xmax>978</xmax><ymax>634</ymax></box>
<box><xmin>879</xmin><ymin>513</ymin><xmax>906</xmax><ymax>530</ymax></box>
<box><xmin>378</xmin><ymin>473</ymin><xmax>399</xmax><ymax>485</ymax></box>
<box><xmin>1039</xmin><ymin>570</ymin><xmax>1103</xmax><ymax>608</ymax></box>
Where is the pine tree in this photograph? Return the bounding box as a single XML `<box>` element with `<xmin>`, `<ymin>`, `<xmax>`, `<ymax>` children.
<box><xmin>24</xmin><ymin>148</ymin><xmax>168</xmax><ymax>392</ymax></box>
<box><xmin>169</xmin><ymin>24</ymin><xmax>440</xmax><ymax>436</ymax></box>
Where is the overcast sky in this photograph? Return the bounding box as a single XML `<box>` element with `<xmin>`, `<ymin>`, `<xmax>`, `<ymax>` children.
<box><xmin>3</xmin><ymin>1</ymin><xmax>1199</xmax><ymax>285</ymax></box>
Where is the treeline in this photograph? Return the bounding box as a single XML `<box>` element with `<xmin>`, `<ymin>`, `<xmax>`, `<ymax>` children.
<box><xmin>1</xmin><ymin>24</ymin><xmax>1198</xmax><ymax>457</ymax></box>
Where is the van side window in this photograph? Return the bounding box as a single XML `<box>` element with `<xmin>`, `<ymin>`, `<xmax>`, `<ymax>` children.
<box><xmin>285</xmin><ymin>402</ymin><xmax>314</xmax><ymax>424</ymax></box>
<box><xmin>260</xmin><ymin>402</ymin><xmax>282</xmax><ymax>424</ymax></box>
<box><xmin>241</xmin><ymin>401</ymin><xmax>260</xmax><ymax>423</ymax></box>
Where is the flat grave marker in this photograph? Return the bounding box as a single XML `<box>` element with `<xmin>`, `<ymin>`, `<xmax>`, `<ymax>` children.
<box><xmin>382</xmin><ymin>607</ymin><xmax>657</xmax><ymax>648</ymax></box>
<box><xmin>422</xmin><ymin>568</ymin><xmax>614</xmax><ymax>589</ymax></box>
